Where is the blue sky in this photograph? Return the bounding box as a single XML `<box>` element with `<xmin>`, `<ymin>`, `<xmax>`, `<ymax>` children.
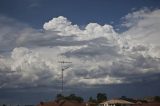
<box><xmin>0</xmin><ymin>0</ymin><xmax>160</xmax><ymax>28</ymax></box>
<box><xmin>0</xmin><ymin>0</ymin><xmax>160</xmax><ymax>104</ymax></box>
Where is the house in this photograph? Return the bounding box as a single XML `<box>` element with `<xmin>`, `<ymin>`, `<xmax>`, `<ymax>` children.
<box><xmin>99</xmin><ymin>99</ymin><xmax>134</xmax><ymax>106</ymax></box>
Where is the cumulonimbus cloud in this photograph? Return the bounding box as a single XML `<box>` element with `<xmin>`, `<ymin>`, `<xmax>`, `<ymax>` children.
<box><xmin>0</xmin><ymin>8</ymin><xmax>160</xmax><ymax>89</ymax></box>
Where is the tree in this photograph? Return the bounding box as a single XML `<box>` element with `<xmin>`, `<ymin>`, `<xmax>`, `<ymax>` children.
<box><xmin>88</xmin><ymin>96</ymin><xmax>97</xmax><ymax>103</ymax></box>
<box><xmin>68</xmin><ymin>94</ymin><xmax>76</xmax><ymax>100</ymax></box>
<box><xmin>56</xmin><ymin>93</ymin><xmax>84</xmax><ymax>103</ymax></box>
<box><xmin>56</xmin><ymin>94</ymin><xmax>64</xmax><ymax>100</ymax></box>
<box><xmin>75</xmin><ymin>96</ymin><xmax>84</xmax><ymax>103</ymax></box>
<box><xmin>66</xmin><ymin>94</ymin><xmax>84</xmax><ymax>103</ymax></box>
<box><xmin>96</xmin><ymin>93</ymin><xmax>107</xmax><ymax>103</ymax></box>
<box><xmin>89</xmin><ymin>97</ymin><xmax>94</xmax><ymax>102</ymax></box>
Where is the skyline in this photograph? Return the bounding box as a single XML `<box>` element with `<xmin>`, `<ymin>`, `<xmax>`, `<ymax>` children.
<box><xmin>0</xmin><ymin>0</ymin><xmax>160</xmax><ymax>104</ymax></box>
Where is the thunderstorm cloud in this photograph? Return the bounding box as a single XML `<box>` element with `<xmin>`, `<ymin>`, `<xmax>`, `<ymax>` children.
<box><xmin>0</xmin><ymin>8</ymin><xmax>160</xmax><ymax>89</ymax></box>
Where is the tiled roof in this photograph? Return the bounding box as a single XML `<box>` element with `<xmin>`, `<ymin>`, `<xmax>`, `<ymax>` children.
<box><xmin>37</xmin><ymin>100</ymin><xmax>85</xmax><ymax>106</ymax></box>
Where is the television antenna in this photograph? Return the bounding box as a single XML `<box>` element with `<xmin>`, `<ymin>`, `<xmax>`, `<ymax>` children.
<box><xmin>58</xmin><ymin>60</ymin><xmax>72</xmax><ymax>95</ymax></box>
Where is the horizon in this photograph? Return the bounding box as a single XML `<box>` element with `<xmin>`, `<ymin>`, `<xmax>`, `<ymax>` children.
<box><xmin>0</xmin><ymin>0</ymin><xmax>160</xmax><ymax>104</ymax></box>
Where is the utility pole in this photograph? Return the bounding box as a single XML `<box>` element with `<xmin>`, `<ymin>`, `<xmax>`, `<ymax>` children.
<box><xmin>58</xmin><ymin>60</ymin><xmax>72</xmax><ymax>95</ymax></box>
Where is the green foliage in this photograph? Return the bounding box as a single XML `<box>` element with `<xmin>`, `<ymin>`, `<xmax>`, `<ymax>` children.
<box><xmin>55</xmin><ymin>93</ymin><xmax>84</xmax><ymax>103</ymax></box>
<box><xmin>96</xmin><ymin>93</ymin><xmax>107</xmax><ymax>103</ymax></box>
<box><xmin>65</xmin><ymin>94</ymin><xmax>84</xmax><ymax>103</ymax></box>
<box><xmin>88</xmin><ymin>96</ymin><xmax>97</xmax><ymax>103</ymax></box>
<box><xmin>56</xmin><ymin>94</ymin><xmax>64</xmax><ymax>100</ymax></box>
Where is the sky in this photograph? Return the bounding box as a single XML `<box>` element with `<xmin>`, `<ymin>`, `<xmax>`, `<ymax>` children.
<box><xmin>0</xmin><ymin>0</ymin><xmax>160</xmax><ymax>104</ymax></box>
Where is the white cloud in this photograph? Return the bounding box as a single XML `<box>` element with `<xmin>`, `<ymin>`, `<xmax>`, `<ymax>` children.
<box><xmin>43</xmin><ymin>16</ymin><xmax>81</xmax><ymax>36</ymax></box>
<box><xmin>122</xmin><ymin>8</ymin><xmax>160</xmax><ymax>46</ymax></box>
<box><xmin>0</xmin><ymin>8</ymin><xmax>160</xmax><ymax>88</ymax></box>
<box><xmin>43</xmin><ymin>16</ymin><xmax>117</xmax><ymax>41</ymax></box>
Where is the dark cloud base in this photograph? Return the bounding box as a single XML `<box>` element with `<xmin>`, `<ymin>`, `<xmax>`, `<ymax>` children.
<box><xmin>0</xmin><ymin>80</ymin><xmax>160</xmax><ymax>104</ymax></box>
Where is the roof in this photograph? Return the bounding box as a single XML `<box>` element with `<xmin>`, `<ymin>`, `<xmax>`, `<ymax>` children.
<box><xmin>133</xmin><ymin>102</ymin><xmax>160</xmax><ymax>106</ymax></box>
<box><xmin>37</xmin><ymin>100</ymin><xmax>86</xmax><ymax>106</ymax></box>
<box><xmin>100</xmin><ymin>99</ymin><xmax>134</xmax><ymax>104</ymax></box>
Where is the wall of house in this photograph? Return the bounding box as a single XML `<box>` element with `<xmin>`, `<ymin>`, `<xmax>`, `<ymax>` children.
<box><xmin>99</xmin><ymin>103</ymin><xmax>132</xmax><ymax>106</ymax></box>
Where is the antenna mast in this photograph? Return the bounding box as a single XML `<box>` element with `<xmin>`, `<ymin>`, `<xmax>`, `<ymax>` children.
<box><xmin>58</xmin><ymin>60</ymin><xmax>72</xmax><ymax>95</ymax></box>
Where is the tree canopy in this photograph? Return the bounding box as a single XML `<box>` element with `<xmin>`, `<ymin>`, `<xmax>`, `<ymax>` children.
<box><xmin>55</xmin><ymin>94</ymin><xmax>84</xmax><ymax>103</ymax></box>
<box><xmin>96</xmin><ymin>93</ymin><xmax>107</xmax><ymax>103</ymax></box>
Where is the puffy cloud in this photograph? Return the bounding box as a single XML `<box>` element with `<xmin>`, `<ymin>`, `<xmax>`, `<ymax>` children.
<box><xmin>0</xmin><ymin>8</ymin><xmax>160</xmax><ymax>89</ymax></box>
<box><xmin>43</xmin><ymin>16</ymin><xmax>117</xmax><ymax>41</ymax></box>
<box><xmin>122</xmin><ymin>8</ymin><xmax>160</xmax><ymax>46</ymax></box>
<box><xmin>0</xmin><ymin>47</ymin><xmax>59</xmax><ymax>88</ymax></box>
<box><xmin>43</xmin><ymin>16</ymin><xmax>81</xmax><ymax>36</ymax></box>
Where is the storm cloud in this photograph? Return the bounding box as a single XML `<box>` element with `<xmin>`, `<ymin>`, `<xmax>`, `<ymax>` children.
<box><xmin>0</xmin><ymin>8</ymin><xmax>160</xmax><ymax>90</ymax></box>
